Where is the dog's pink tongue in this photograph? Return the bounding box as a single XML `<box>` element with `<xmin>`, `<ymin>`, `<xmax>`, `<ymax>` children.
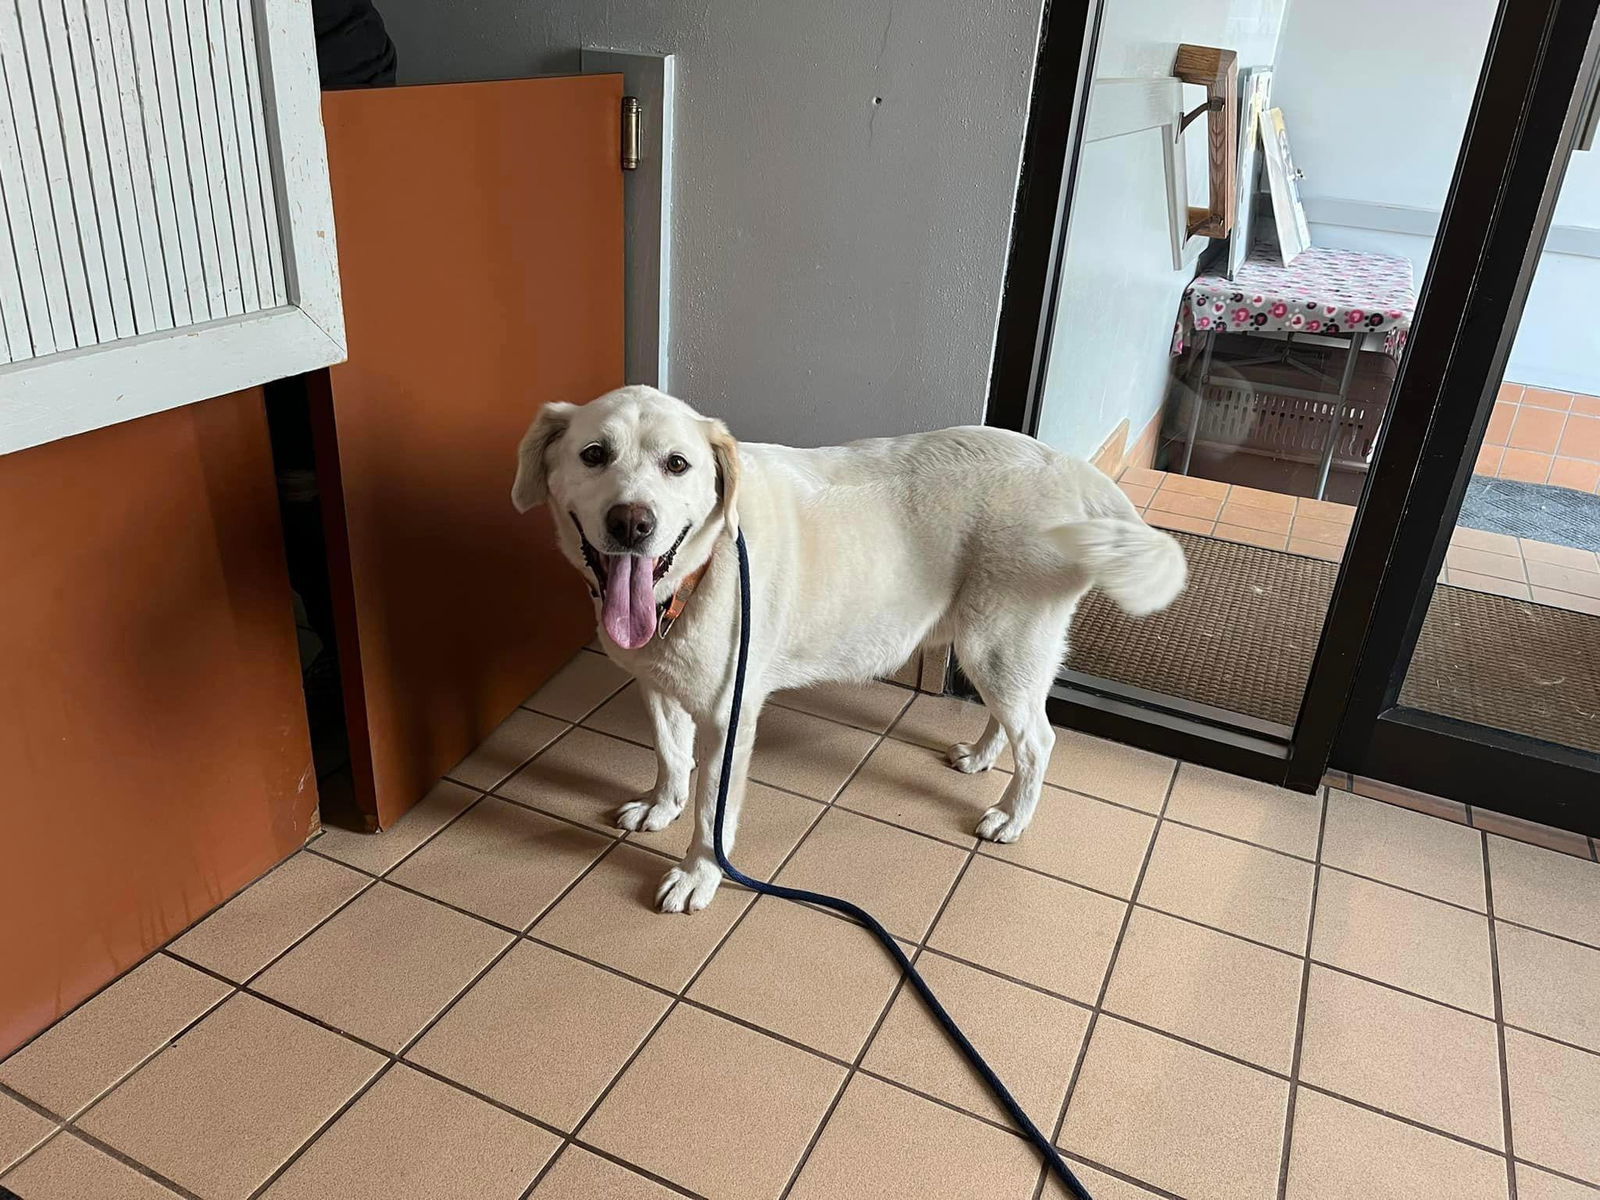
<box><xmin>602</xmin><ymin>554</ymin><xmax>658</xmax><ymax>650</ymax></box>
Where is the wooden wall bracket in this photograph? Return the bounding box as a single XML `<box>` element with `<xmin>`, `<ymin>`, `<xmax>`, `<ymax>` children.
<box><xmin>1173</xmin><ymin>43</ymin><xmax>1239</xmax><ymax>239</ymax></box>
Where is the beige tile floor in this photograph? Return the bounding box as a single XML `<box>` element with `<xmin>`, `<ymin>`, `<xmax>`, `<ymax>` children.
<box><xmin>3</xmin><ymin>648</ymin><xmax>1599</xmax><ymax>1200</ymax></box>
<box><xmin>1119</xmin><ymin>468</ymin><xmax>1600</xmax><ymax>617</ymax></box>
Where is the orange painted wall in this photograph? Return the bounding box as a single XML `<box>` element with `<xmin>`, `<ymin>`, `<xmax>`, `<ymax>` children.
<box><xmin>319</xmin><ymin>77</ymin><xmax>622</xmax><ymax>828</ymax></box>
<box><xmin>0</xmin><ymin>389</ymin><xmax>317</xmax><ymax>1056</ymax></box>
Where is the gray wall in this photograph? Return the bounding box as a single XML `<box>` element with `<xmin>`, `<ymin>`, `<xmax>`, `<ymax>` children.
<box><xmin>376</xmin><ymin>0</ymin><xmax>1044</xmax><ymax>446</ymax></box>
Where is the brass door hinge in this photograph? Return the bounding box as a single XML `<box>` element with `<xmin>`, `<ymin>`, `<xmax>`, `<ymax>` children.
<box><xmin>622</xmin><ymin>96</ymin><xmax>641</xmax><ymax>170</ymax></box>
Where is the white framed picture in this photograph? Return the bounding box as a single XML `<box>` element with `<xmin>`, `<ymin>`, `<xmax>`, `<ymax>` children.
<box><xmin>1262</xmin><ymin>106</ymin><xmax>1312</xmax><ymax>265</ymax></box>
<box><xmin>1227</xmin><ymin>68</ymin><xmax>1272</xmax><ymax>277</ymax></box>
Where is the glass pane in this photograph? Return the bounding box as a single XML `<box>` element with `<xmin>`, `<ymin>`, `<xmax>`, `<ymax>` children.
<box><xmin>1034</xmin><ymin>2</ymin><xmax>1496</xmax><ymax>732</ymax></box>
<box><xmin>1396</xmin><ymin>160</ymin><xmax>1600</xmax><ymax>755</ymax></box>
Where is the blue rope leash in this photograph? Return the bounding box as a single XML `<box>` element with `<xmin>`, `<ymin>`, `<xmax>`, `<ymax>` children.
<box><xmin>711</xmin><ymin>529</ymin><xmax>1094</xmax><ymax>1200</ymax></box>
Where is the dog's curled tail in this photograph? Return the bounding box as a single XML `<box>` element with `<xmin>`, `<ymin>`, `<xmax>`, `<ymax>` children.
<box><xmin>1047</xmin><ymin>518</ymin><xmax>1188</xmax><ymax>617</ymax></box>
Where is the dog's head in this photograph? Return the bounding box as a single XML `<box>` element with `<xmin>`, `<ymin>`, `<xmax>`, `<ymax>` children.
<box><xmin>512</xmin><ymin>385</ymin><xmax>741</xmax><ymax>650</ymax></box>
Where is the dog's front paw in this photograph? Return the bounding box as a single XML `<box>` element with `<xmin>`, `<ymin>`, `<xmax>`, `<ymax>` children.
<box><xmin>947</xmin><ymin>741</ymin><xmax>995</xmax><ymax>774</ymax></box>
<box><xmin>975</xmin><ymin>806</ymin><xmax>1027</xmax><ymax>844</ymax></box>
<box><xmin>655</xmin><ymin>860</ymin><xmax>722</xmax><ymax>914</ymax></box>
<box><xmin>614</xmin><ymin>795</ymin><xmax>685</xmax><ymax>833</ymax></box>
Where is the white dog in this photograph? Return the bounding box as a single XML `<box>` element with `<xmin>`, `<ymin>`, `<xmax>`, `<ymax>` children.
<box><xmin>513</xmin><ymin>386</ymin><xmax>1186</xmax><ymax>913</ymax></box>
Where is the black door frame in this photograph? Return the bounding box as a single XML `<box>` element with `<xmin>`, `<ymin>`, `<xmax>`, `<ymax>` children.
<box><xmin>984</xmin><ymin>0</ymin><xmax>1600</xmax><ymax>827</ymax></box>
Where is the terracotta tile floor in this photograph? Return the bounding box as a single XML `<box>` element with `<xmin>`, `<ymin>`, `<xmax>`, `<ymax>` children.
<box><xmin>1120</xmin><ymin>468</ymin><xmax>1600</xmax><ymax>616</ymax></box>
<box><xmin>4</xmin><ymin>649</ymin><xmax>1599</xmax><ymax>1200</ymax></box>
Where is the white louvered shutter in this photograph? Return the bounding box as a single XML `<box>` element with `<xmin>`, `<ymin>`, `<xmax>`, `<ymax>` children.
<box><xmin>0</xmin><ymin>0</ymin><xmax>342</xmax><ymax>454</ymax></box>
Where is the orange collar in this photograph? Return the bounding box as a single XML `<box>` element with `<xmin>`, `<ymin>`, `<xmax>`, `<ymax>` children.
<box><xmin>656</xmin><ymin>559</ymin><xmax>711</xmax><ymax>640</ymax></box>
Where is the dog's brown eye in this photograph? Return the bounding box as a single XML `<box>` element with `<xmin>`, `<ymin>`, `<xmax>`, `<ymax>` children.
<box><xmin>664</xmin><ymin>453</ymin><xmax>690</xmax><ymax>475</ymax></box>
<box><xmin>580</xmin><ymin>443</ymin><xmax>608</xmax><ymax>467</ymax></box>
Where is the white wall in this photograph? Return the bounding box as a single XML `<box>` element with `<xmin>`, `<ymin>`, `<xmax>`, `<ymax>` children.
<box><xmin>1274</xmin><ymin>0</ymin><xmax>1600</xmax><ymax>395</ymax></box>
<box><xmin>1273</xmin><ymin>1</ymin><xmax>1495</xmax><ymax>213</ymax></box>
<box><xmin>374</xmin><ymin>0</ymin><xmax>1044</xmax><ymax>446</ymax></box>
<box><xmin>1035</xmin><ymin>0</ymin><xmax>1290</xmax><ymax>461</ymax></box>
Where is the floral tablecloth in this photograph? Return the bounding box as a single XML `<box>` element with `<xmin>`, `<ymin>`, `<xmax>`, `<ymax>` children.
<box><xmin>1173</xmin><ymin>247</ymin><xmax>1416</xmax><ymax>357</ymax></box>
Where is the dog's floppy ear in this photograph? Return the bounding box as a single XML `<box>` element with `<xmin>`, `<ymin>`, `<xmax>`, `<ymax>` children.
<box><xmin>705</xmin><ymin>418</ymin><xmax>741</xmax><ymax>535</ymax></box>
<box><xmin>512</xmin><ymin>402</ymin><xmax>577</xmax><ymax>513</ymax></box>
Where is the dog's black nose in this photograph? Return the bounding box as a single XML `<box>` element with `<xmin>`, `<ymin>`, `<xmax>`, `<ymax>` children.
<box><xmin>606</xmin><ymin>503</ymin><xmax>656</xmax><ymax>549</ymax></box>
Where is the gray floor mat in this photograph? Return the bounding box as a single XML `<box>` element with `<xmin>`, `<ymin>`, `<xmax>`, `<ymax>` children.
<box><xmin>1458</xmin><ymin>476</ymin><xmax>1600</xmax><ymax>551</ymax></box>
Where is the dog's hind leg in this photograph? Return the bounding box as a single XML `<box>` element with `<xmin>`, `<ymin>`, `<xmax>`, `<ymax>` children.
<box><xmin>955</xmin><ymin>606</ymin><xmax>1073</xmax><ymax>844</ymax></box>
<box><xmin>947</xmin><ymin>716</ymin><xmax>1006</xmax><ymax>774</ymax></box>
<box><xmin>615</xmin><ymin>685</ymin><xmax>695</xmax><ymax>833</ymax></box>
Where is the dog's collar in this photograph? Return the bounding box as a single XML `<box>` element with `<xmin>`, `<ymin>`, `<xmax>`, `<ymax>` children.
<box><xmin>656</xmin><ymin>558</ymin><xmax>710</xmax><ymax>641</ymax></box>
<box><xmin>568</xmin><ymin>512</ymin><xmax>705</xmax><ymax>641</ymax></box>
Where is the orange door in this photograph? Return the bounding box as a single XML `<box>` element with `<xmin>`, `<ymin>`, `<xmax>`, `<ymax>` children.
<box><xmin>318</xmin><ymin>77</ymin><xmax>622</xmax><ymax>828</ymax></box>
<box><xmin>0</xmin><ymin>390</ymin><xmax>317</xmax><ymax>1055</ymax></box>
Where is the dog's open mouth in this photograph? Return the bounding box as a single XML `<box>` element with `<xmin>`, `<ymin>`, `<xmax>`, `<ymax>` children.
<box><xmin>571</xmin><ymin>514</ymin><xmax>690</xmax><ymax>650</ymax></box>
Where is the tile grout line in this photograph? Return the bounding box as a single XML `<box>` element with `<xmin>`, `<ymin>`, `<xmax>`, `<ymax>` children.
<box><xmin>787</xmin><ymin>868</ymin><xmax>1489</xmax><ymax>1046</ymax></box>
<box><xmin>236</xmin><ymin>872</ymin><xmax>389</xmax><ymax>992</ymax></box>
<box><xmin>1508</xmin><ymin>1159</ymin><xmax>1600</xmax><ymax>1194</ymax></box>
<box><xmin>9</xmin><ymin>668</ymin><xmax>1590</xmax><ymax>1195</ymax></box>
<box><xmin>530</xmin><ymin>1141</ymin><xmax>708</xmax><ymax>1200</ymax></box>
<box><xmin>774</xmin><ymin>842</ymin><xmax>982</xmax><ymax>1200</ymax></box>
<box><xmin>519</xmin><ymin>923</ymin><xmax>1275</xmax><ymax>1158</ymax></box>
<box><xmin>5</xmin><ymin>1039</ymin><xmax>1235</xmax><ymax>1200</ymax></box>
<box><xmin>242</xmin><ymin>1059</ymin><xmax>401</xmax><ymax>1200</ymax></box>
<box><xmin>495</xmin><ymin>727</ymin><xmax>1528</xmax><ymax>959</ymax></box>
<box><xmin>0</xmin><ymin>967</ymin><xmax>238</xmax><ymax>1129</ymax></box>
<box><xmin>1275</xmin><ymin>784</ymin><xmax>1331</xmax><ymax>1200</ymax></box>
<box><xmin>572</xmin><ymin>681</ymin><xmax>913</xmax><ymax>754</ymax></box>
<box><xmin>458</xmin><ymin>663</ymin><xmax>636</xmax><ymax>795</ymax></box>
<box><xmin>922</xmin><ymin>929</ymin><xmax>1600</xmax><ymax>1092</ymax></box>
<box><xmin>541</xmin><ymin>685</ymin><xmax>1596</xmax><ymax>881</ymax></box>
<box><xmin>180</xmin><ymin>911</ymin><xmax>1585</xmax><ymax>1177</ymax></box>
<box><xmin>310</xmin><ymin>826</ymin><xmax>624</xmax><ymax>942</ymax></box>
<box><xmin>239</xmin><ymin>834</ymin><xmax>632</xmax><ymax>1200</ymax></box>
<box><xmin>536</xmin><ymin>704</ymin><xmax>914</xmax><ymax>1199</ymax></box>
<box><xmin>537</xmin><ymin>665</ymin><xmax>1592</xmax><ymax>873</ymax></box>
<box><xmin>18</xmin><ymin>813</ymin><xmax>1591</xmax><ymax>1196</ymax></box>
<box><xmin>313</xmin><ymin>778</ymin><xmax>502</xmax><ymax>888</ymax></box>
<box><xmin>19</xmin><ymin>687</ymin><xmax>896</xmax><ymax>1200</ymax></box>
<box><xmin>490</xmin><ymin>910</ymin><xmax>1535</xmax><ymax>1170</ymax></box>
<box><xmin>751</xmin><ymin>707</ymin><xmax>954</xmax><ymax>1200</ymax></box>
<box><xmin>1291</xmin><ymin>1079</ymin><xmax>1516</xmax><ymax>1160</ymax></box>
<box><xmin>50</xmin><ymin>862</ymin><xmax>400</xmax><ymax>1145</ymax></box>
<box><xmin>485</xmin><ymin>734</ymin><xmax>1600</xmax><ymax>955</ymax></box>
<box><xmin>118</xmin><ymin>826</ymin><xmax>622</xmax><ymax>1198</ymax></box>
<box><xmin>584</xmin><ymin>701</ymin><xmax>1175</xmax><ymax>826</ymax></box>
<box><xmin>851</xmin><ymin>1063</ymin><xmax>1034</xmax><ymax>1141</ymax></box>
<box><xmin>10</xmin><ymin>1118</ymin><xmax>210</xmax><ymax>1200</ymax></box>
<box><xmin>519</xmin><ymin>665</ymin><xmax>633</xmax><ymax>729</ymax></box>
<box><xmin>0</xmin><ymin>1081</ymin><xmax>60</xmax><ymax>1128</ymax></box>
<box><xmin>1031</xmin><ymin>758</ymin><xmax>1182</xmax><ymax>1200</ymax></box>
<box><xmin>0</xmin><ymin>833</ymin><xmax>345</xmax><ymax>1069</ymax></box>
<box><xmin>497</xmin><ymin>718</ymin><xmax>861</xmax><ymax>818</ymax></box>
<box><xmin>750</xmin><ymin>830</ymin><xmax>1571</xmax><ymax>1040</ymax></box>
<box><xmin>1483</xmin><ymin>830</ymin><xmax>1519</xmax><ymax>1200</ymax></box>
<box><xmin>450</xmin><ymin>717</ymin><xmax>588</xmax><ymax>803</ymax></box>
<box><xmin>515</xmin><ymin>1143</ymin><xmax>575</xmax><ymax>1200</ymax></box>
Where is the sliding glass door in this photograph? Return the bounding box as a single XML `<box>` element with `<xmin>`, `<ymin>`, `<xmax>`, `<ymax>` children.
<box><xmin>1324</xmin><ymin>85</ymin><xmax>1600</xmax><ymax>828</ymax></box>
<box><xmin>986</xmin><ymin>0</ymin><xmax>1600</xmax><ymax>821</ymax></box>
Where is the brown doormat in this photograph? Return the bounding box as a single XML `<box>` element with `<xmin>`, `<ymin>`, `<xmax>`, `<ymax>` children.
<box><xmin>1400</xmin><ymin>585</ymin><xmax>1600</xmax><ymax>753</ymax></box>
<box><xmin>1066</xmin><ymin>532</ymin><xmax>1600</xmax><ymax>754</ymax></box>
